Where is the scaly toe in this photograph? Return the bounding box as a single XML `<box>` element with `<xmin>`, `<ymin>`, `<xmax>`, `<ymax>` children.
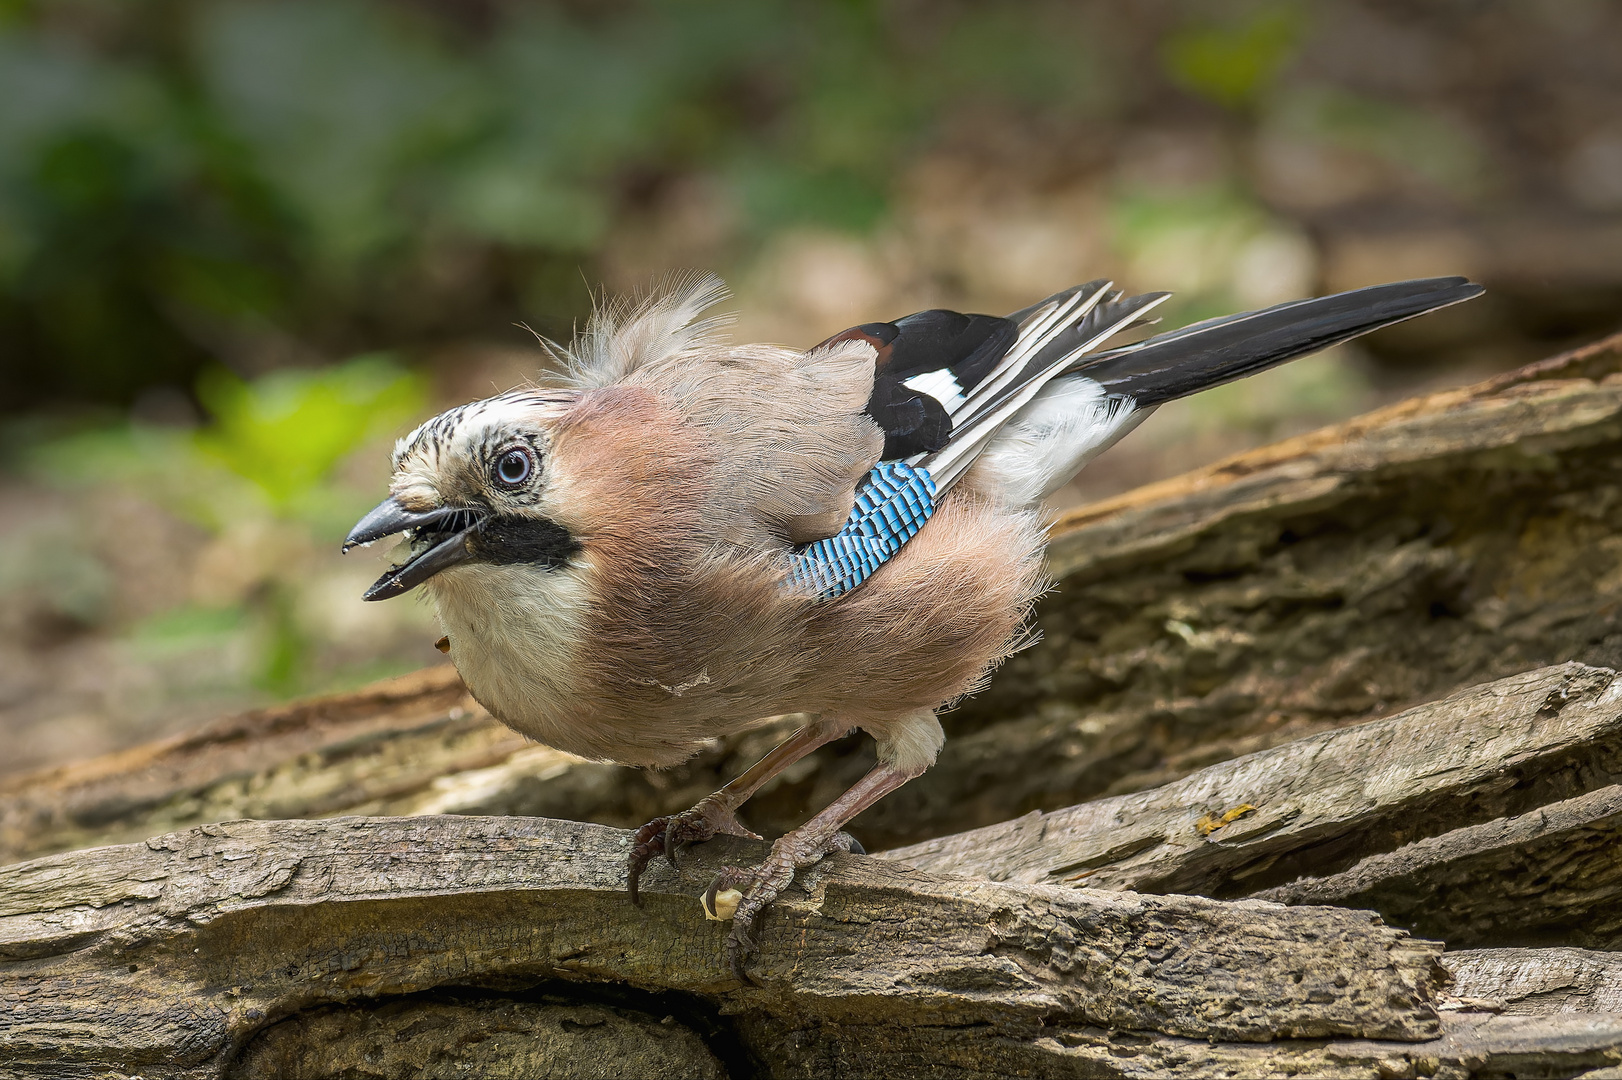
<box><xmin>709</xmin><ymin>856</ymin><xmax>797</xmax><ymax>983</ymax></box>
<box><xmin>663</xmin><ymin>810</ymin><xmax>719</xmax><ymax>868</ymax></box>
<box><xmin>626</xmin><ymin>817</ymin><xmax>675</xmax><ymax>906</ymax></box>
<box><xmin>631</xmin><ymin>798</ymin><xmax>762</xmax><ymax>892</ymax></box>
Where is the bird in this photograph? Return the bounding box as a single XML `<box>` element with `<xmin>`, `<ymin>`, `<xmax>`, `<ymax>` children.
<box><xmin>344</xmin><ymin>272</ymin><xmax>1482</xmax><ymax>978</ymax></box>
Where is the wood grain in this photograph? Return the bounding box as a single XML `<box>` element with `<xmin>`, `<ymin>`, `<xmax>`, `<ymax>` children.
<box><xmin>881</xmin><ymin>663</ymin><xmax>1622</xmax><ymax>899</ymax></box>
<box><xmin>0</xmin><ymin>816</ymin><xmax>1444</xmax><ymax>1078</ymax></box>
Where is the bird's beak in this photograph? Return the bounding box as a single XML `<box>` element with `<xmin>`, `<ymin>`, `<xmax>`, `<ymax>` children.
<box><xmin>343</xmin><ymin>497</ymin><xmax>485</xmax><ymax>601</ymax></box>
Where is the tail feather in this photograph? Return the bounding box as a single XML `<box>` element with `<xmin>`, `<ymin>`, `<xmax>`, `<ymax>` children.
<box><xmin>937</xmin><ymin>275</ymin><xmax>1484</xmax><ymax>507</ymax></box>
<box><xmin>1076</xmin><ymin>276</ymin><xmax>1483</xmax><ymax>407</ymax></box>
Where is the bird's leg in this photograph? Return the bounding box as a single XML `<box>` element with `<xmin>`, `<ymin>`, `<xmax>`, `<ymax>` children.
<box><xmin>705</xmin><ymin>758</ymin><xmax>921</xmax><ymax>982</ymax></box>
<box><xmin>627</xmin><ymin>716</ymin><xmax>852</xmax><ymax>904</ymax></box>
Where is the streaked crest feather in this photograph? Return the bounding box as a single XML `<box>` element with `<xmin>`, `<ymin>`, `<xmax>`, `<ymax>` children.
<box><xmin>559</xmin><ymin>272</ymin><xmax>734</xmax><ymax>389</ymax></box>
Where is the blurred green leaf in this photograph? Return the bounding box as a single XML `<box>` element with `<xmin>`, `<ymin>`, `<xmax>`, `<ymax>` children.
<box><xmin>257</xmin><ymin>581</ymin><xmax>304</xmax><ymax>695</ymax></box>
<box><xmin>193</xmin><ymin>353</ymin><xmax>424</xmax><ymax>513</ymax></box>
<box><xmin>1163</xmin><ymin>7</ymin><xmax>1303</xmax><ymax>110</ymax></box>
<box><xmin>733</xmin><ymin>160</ymin><xmax>889</xmax><ymax>232</ymax></box>
<box><xmin>933</xmin><ymin>6</ymin><xmax>1109</xmax><ymax>114</ymax></box>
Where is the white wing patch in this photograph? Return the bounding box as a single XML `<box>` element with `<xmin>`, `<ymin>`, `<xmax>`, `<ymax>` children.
<box><xmin>902</xmin><ymin>369</ymin><xmax>966</xmax><ymax>412</ymax></box>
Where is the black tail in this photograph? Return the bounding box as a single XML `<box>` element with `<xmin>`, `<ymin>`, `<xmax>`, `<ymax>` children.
<box><xmin>1076</xmin><ymin>277</ymin><xmax>1484</xmax><ymax>407</ymax></box>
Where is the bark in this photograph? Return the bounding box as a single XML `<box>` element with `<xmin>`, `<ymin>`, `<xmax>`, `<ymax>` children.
<box><xmin>1252</xmin><ymin>785</ymin><xmax>1622</xmax><ymax>951</ymax></box>
<box><xmin>884</xmin><ymin>662</ymin><xmax>1622</xmax><ymax>959</ymax></box>
<box><xmin>1443</xmin><ymin>948</ymin><xmax>1622</xmax><ymax>1015</ymax></box>
<box><xmin>1</xmin><ymin>815</ymin><xmax>1445</xmax><ymax>1079</ymax></box>
<box><xmin>8</xmin><ymin>336</ymin><xmax>1622</xmax><ymax>866</ymax></box>
<box><xmin>8</xmin><ymin>814</ymin><xmax>1622</xmax><ymax>1078</ymax></box>
<box><xmin>881</xmin><ymin>664</ymin><xmax>1621</xmax><ymax>887</ymax></box>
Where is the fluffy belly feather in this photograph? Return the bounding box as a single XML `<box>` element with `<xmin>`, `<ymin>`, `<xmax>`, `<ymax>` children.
<box><xmin>425</xmin><ymin>494</ymin><xmax>1045</xmax><ymax>770</ymax></box>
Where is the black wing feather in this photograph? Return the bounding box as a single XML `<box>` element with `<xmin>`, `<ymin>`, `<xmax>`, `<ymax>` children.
<box><xmin>818</xmin><ymin>310</ymin><xmax>1017</xmax><ymax>458</ymax></box>
<box><xmin>824</xmin><ymin>276</ymin><xmax>1482</xmax><ymax>492</ymax></box>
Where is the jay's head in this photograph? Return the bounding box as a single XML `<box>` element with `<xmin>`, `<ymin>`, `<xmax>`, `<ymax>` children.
<box><xmin>344</xmin><ymin>388</ymin><xmax>581</xmax><ymax>601</ymax></box>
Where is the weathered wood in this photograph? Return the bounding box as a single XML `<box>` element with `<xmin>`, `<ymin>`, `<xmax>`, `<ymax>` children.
<box><xmin>1444</xmin><ymin>948</ymin><xmax>1622</xmax><ymax>1015</ymax></box>
<box><xmin>10</xmin><ymin>337</ymin><xmax>1622</xmax><ymax>866</ymax></box>
<box><xmin>0</xmin><ymin>664</ymin><xmax>498</xmax><ymax>863</ymax></box>
<box><xmin>0</xmin><ymin>815</ymin><xmax>1447</xmax><ymax>1077</ymax></box>
<box><xmin>0</xmin><ymin>665</ymin><xmax>819</xmax><ymax>871</ymax></box>
<box><xmin>729</xmin><ymin>1012</ymin><xmax>1622</xmax><ymax>1079</ymax></box>
<box><xmin>1255</xmin><ymin>785</ymin><xmax>1622</xmax><ymax>950</ymax></box>
<box><xmin>881</xmin><ymin>664</ymin><xmax>1622</xmax><ymax>904</ymax></box>
<box><xmin>10</xmin><ymin>674</ymin><xmax>1622</xmax><ymax>1079</ymax></box>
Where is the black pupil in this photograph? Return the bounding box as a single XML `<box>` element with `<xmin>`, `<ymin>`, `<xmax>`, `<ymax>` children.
<box><xmin>497</xmin><ymin>450</ymin><xmax>530</xmax><ymax>485</ymax></box>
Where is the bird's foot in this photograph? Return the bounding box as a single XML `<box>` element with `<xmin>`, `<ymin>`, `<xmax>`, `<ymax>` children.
<box><xmin>627</xmin><ymin>794</ymin><xmax>761</xmax><ymax>905</ymax></box>
<box><xmin>702</xmin><ymin>829</ymin><xmax>863</xmax><ymax>983</ymax></box>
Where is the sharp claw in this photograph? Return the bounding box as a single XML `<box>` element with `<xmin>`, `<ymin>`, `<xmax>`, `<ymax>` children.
<box><xmin>627</xmin><ymin>802</ymin><xmax>744</xmax><ymax>897</ymax></box>
<box><xmin>626</xmin><ymin>818</ymin><xmax>671</xmax><ymax>907</ymax></box>
<box><xmin>727</xmin><ymin>938</ymin><xmax>750</xmax><ymax>984</ymax></box>
<box><xmin>627</xmin><ymin>850</ymin><xmax>650</xmax><ymax>907</ymax></box>
<box><xmin>627</xmin><ymin>800</ymin><xmax>764</xmax><ymax>915</ymax></box>
<box><xmin>727</xmin><ymin>904</ymin><xmax>763</xmax><ymax>985</ymax></box>
<box><xmin>701</xmin><ymin>875</ymin><xmax>724</xmax><ymax>920</ymax></box>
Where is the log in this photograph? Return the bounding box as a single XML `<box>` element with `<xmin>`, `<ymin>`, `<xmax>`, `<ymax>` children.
<box><xmin>11</xmin><ymin>813</ymin><xmax>1622</xmax><ymax>1078</ymax></box>
<box><xmin>1254</xmin><ymin>785</ymin><xmax>1622</xmax><ymax>951</ymax></box>
<box><xmin>9</xmin><ymin>335</ymin><xmax>1622</xmax><ymax>868</ymax></box>
<box><xmin>0</xmin><ymin>815</ymin><xmax>1447</xmax><ymax>1079</ymax></box>
<box><xmin>983</xmin><ymin>1014</ymin><xmax>1622</xmax><ymax>1079</ymax></box>
<box><xmin>883</xmin><ymin>663</ymin><xmax>1622</xmax><ymax>956</ymax></box>
<box><xmin>10</xmin><ymin>681</ymin><xmax>1622</xmax><ymax>1076</ymax></box>
<box><xmin>1443</xmin><ymin>948</ymin><xmax>1622</xmax><ymax>1015</ymax></box>
<box><xmin>879</xmin><ymin>663</ymin><xmax>1622</xmax><ymax>890</ymax></box>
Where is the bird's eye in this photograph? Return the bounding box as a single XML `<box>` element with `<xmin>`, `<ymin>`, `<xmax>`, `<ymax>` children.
<box><xmin>493</xmin><ymin>448</ymin><xmax>534</xmax><ymax>488</ymax></box>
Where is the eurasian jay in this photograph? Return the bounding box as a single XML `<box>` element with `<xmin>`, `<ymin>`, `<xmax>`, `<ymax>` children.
<box><xmin>345</xmin><ymin>273</ymin><xmax>1481</xmax><ymax>977</ymax></box>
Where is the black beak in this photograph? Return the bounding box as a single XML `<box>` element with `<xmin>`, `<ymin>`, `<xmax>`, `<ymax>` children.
<box><xmin>343</xmin><ymin>497</ymin><xmax>485</xmax><ymax>601</ymax></box>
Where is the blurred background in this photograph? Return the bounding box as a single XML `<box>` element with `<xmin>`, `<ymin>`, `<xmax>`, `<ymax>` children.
<box><xmin>2</xmin><ymin>0</ymin><xmax>1620</xmax><ymax>776</ymax></box>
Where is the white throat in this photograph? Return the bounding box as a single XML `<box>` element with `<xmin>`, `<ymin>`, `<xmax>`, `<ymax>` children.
<box><xmin>427</xmin><ymin>560</ymin><xmax>593</xmax><ymax>741</ymax></box>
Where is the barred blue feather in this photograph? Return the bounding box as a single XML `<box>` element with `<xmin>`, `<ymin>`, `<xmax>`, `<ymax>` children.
<box><xmin>788</xmin><ymin>461</ymin><xmax>937</xmax><ymax>599</ymax></box>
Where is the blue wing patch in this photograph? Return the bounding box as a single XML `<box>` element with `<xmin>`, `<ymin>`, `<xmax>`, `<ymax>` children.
<box><xmin>788</xmin><ymin>461</ymin><xmax>937</xmax><ymax>599</ymax></box>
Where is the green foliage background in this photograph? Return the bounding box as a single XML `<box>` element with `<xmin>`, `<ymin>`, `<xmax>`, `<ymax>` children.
<box><xmin>0</xmin><ymin>0</ymin><xmax>1331</xmax><ymax>410</ymax></box>
<box><xmin>1</xmin><ymin>1</ymin><xmax>1611</xmax><ymax>760</ymax></box>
